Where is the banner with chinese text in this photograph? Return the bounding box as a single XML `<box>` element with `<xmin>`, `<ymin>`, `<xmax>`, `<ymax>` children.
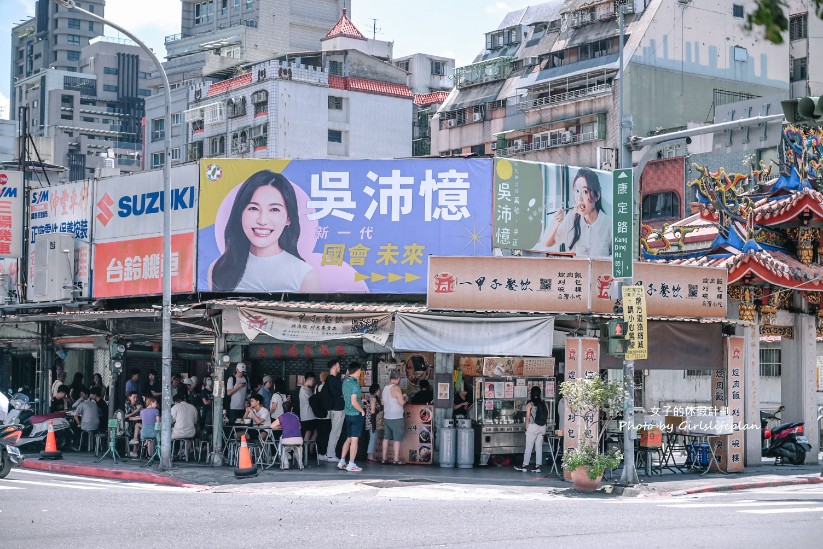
<box><xmin>562</xmin><ymin>337</ymin><xmax>600</xmax><ymax>480</ymax></box>
<box><xmin>493</xmin><ymin>159</ymin><xmax>613</xmax><ymax>257</ymax></box>
<box><xmin>197</xmin><ymin>158</ymin><xmax>493</xmax><ymax>294</ymax></box>
<box><xmin>27</xmin><ymin>182</ymin><xmax>92</xmax><ymax>299</ymax></box>
<box><xmin>711</xmin><ymin>337</ymin><xmax>745</xmax><ymax>473</ymax></box>
<box><xmin>0</xmin><ymin>170</ymin><xmax>24</xmax><ymax>258</ymax></box>
<box><xmin>230</xmin><ymin>307</ymin><xmax>392</xmax><ymax>346</ymax></box>
<box><xmin>427</xmin><ymin>255</ymin><xmax>591</xmax><ymax>313</ymax></box>
<box><xmin>622</xmin><ymin>285</ymin><xmax>648</xmax><ymax>360</ymax></box>
<box><xmin>92</xmin><ymin>165</ymin><xmax>199</xmax><ymax>297</ymax></box>
<box><xmin>591</xmin><ymin>260</ymin><xmax>727</xmax><ymax>318</ymax></box>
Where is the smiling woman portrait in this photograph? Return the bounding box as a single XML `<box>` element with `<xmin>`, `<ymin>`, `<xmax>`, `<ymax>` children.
<box><xmin>209</xmin><ymin>170</ymin><xmax>318</xmax><ymax>292</ymax></box>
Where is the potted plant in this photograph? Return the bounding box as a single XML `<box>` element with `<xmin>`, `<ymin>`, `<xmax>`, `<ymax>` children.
<box><xmin>560</xmin><ymin>373</ymin><xmax>625</xmax><ymax>491</ymax></box>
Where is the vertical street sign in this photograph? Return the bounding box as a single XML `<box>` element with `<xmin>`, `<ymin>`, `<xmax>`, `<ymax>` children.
<box><xmin>612</xmin><ymin>168</ymin><xmax>633</xmax><ymax>279</ymax></box>
<box><xmin>622</xmin><ymin>285</ymin><xmax>647</xmax><ymax>360</ymax></box>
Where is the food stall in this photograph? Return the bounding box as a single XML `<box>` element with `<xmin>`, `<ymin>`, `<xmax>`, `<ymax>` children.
<box><xmin>462</xmin><ymin>356</ymin><xmax>556</xmax><ymax>465</ymax></box>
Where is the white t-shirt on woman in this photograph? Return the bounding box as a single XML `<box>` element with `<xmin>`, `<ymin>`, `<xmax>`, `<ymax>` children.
<box><xmin>235</xmin><ymin>251</ymin><xmax>312</xmax><ymax>292</ymax></box>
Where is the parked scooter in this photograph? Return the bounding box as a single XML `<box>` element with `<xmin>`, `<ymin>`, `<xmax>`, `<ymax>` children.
<box><xmin>761</xmin><ymin>405</ymin><xmax>812</xmax><ymax>465</ymax></box>
<box><xmin>0</xmin><ymin>392</ymin><xmax>25</xmax><ymax>478</ymax></box>
<box><xmin>2</xmin><ymin>391</ymin><xmax>72</xmax><ymax>452</ymax></box>
<box><xmin>0</xmin><ymin>423</ymin><xmax>24</xmax><ymax>478</ymax></box>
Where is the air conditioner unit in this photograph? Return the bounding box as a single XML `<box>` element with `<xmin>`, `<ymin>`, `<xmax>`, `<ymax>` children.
<box><xmin>29</xmin><ymin>234</ymin><xmax>75</xmax><ymax>302</ymax></box>
<box><xmin>490</xmin><ymin>142</ymin><xmax>497</xmax><ymax>150</ymax></box>
<box><xmin>561</xmin><ymin>131</ymin><xmax>572</xmax><ymax>144</ymax></box>
<box><xmin>472</xmin><ymin>112</ymin><xmax>483</xmax><ymax>122</ymax></box>
<box><xmin>447</xmin><ymin>119</ymin><xmax>458</xmax><ymax>128</ymax></box>
<box><xmin>513</xmin><ymin>139</ymin><xmax>524</xmax><ymax>150</ymax></box>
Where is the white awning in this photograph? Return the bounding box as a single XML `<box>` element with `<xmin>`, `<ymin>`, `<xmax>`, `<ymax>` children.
<box><xmin>394</xmin><ymin>312</ymin><xmax>554</xmax><ymax>356</ymax></box>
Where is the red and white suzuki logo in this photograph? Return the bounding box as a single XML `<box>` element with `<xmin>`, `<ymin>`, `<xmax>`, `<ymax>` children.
<box><xmin>0</xmin><ymin>174</ymin><xmax>8</xmax><ymax>185</ymax></box>
<box><xmin>96</xmin><ymin>193</ymin><xmax>115</xmax><ymax>226</ymax></box>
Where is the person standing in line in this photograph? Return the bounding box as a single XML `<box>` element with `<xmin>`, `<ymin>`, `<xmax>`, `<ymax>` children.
<box><xmin>315</xmin><ymin>371</ymin><xmax>330</xmax><ymax>455</ymax></box>
<box><xmin>51</xmin><ymin>371</ymin><xmax>67</xmax><ymax>399</ymax></box>
<box><xmin>381</xmin><ymin>369</ymin><xmax>407</xmax><ymax>465</ymax></box>
<box><xmin>258</xmin><ymin>375</ymin><xmax>273</xmax><ymax>410</ymax></box>
<box><xmin>338</xmin><ymin>362</ymin><xmax>366</xmax><ymax>472</ymax></box>
<box><xmin>225</xmin><ymin>362</ymin><xmax>249</xmax><ymax>424</ymax></box>
<box><xmin>144</xmin><ymin>369</ymin><xmax>161</xmax><ymax>399</ymax></box>
<box><xmin>515</xmin><ymin>385</ymin><xmax>549</xmax><ymax>473</ymax></box>
<box><xmin>322</xmin><ymin>359</ymin><xmax>345</xmax><ymax>462</ymax></box>
<box><xmin>299</xmin><ymin>372</ymin><xmax>318</xmax><ymax>446</ymax></box>
<box><xmin>365</xmin><ymin>383</ymin><xmax>381</xmax><ymax>462</ymax></box>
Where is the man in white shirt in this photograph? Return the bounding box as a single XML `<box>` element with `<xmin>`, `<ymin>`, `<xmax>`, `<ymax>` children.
<box><xmin>226</xmin><ymin>362</ymin><xmax>248</xmax><ymax>423</ymax></box>
<box><xmin>171</xmin><ymin>393</ymin><xmax>199</xmax><ymax>458</ymax></box>
<box><xmin>51</xmin><ymin>371</ymin><xmax>67</xmax><ymax>399</ymax></box>
<box><xmin>299</xmin><ymin>372</ymin><xmax>318</xmax><ymax>445</ymax></box>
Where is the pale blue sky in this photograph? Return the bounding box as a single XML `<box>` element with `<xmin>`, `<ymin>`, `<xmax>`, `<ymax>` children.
<box><xmin>2</xmin><ymin>0</ymin><xmax>537</xmax><ymax>119</ymax></box>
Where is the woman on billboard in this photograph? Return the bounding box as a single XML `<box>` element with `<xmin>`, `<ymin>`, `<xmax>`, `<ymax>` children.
<box><xmin>209</xmin><ymin>170</ymin><xmax>318</xmax><ymax>292</ymax></box>
<box><xmin>541</xmin><ymin>167</ymin><xmax>611</xmax><ymax>258</ymax></box>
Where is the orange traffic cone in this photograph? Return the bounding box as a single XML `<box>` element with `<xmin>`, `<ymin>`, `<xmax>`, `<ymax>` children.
<box><xmin>234</xmin><ymin>435</ymin><xmax>257</xmax><ymax>478</ymax></box>
<box><xmin>39</xmin><ymin>419</ymin><xmax>63</xmax><ymax>460</ymax></box>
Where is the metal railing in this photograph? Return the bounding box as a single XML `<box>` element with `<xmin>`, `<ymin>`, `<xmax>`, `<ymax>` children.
<box><xmin>496</xmin><ymin>131</ymin><xmax>602</xmax><ymax>157</ymax></box>
<box><xmin>516</xmin><ymin>83</ymin><xmax>613</xmax><ymax>111</ymax></box>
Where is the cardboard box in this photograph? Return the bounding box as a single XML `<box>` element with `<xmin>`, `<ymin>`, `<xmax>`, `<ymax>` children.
<box><xmin>665</xmin><ymin>415</ymin><xmax>686</xmax><ymax>433</ymax></box>
<box><xmin>639</xmin><ymin>427</ymin><xmax>663</xmax><ymax>448</ymax></box>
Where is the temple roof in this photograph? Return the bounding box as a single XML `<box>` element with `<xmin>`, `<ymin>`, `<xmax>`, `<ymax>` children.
<box><xmin>664</xmin><ymin>249</ymin><xmax>823</xmax><ymax>290</ymax></box>
<box><xmin>752</xmin><ymin>186</ymin><xmax>823</xmax><ymax>225</ymax></box>
<box><xmin>325</xmin><ymin>8</ymin><xmax>366</xmax><ymax>40</ymax></box>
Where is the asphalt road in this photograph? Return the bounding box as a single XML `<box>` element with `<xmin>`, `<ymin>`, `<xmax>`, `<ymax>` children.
<box><xmin>1</xmin><ymin>469</ymin><xmax>821</xmax><ymax>548</ymax></box>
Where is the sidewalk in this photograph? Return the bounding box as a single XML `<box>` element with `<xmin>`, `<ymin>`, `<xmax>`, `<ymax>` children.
<box><xmin>21</xmin><ymin>449</ymin><xmax>823</xmax><ymax>496</ymax></box>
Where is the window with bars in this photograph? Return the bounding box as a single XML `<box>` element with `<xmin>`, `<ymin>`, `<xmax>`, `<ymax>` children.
<box><xmin>251</xmin><ymin>90</ymin><xmax>268</xmax><ymax>115</ymax></box>
<box><xmin>328</xmin><ymin>96</ymin><xmax>343</xmax><ymax>110</ymax></box>
<box><xmin>328</xmin><ymin>129</ymin><xmax>343</xmax><ymax>143</ymax></box>
<box><xmin>791</xmin><ymin>57</ymin><xmax>807</xmax><ymax>82</ymax></box>
<box><xmin>790</xmin><ymin>13</ymin><xmax>808</xmax><ymax>40</ymax></box>
<box><xmin>685</xmin><ymin>370</ymin><xmax>711</xmax><ymax>377</ymax></box>
<box><xmin>732</xmin><ymin>4</ymin><xmax>744</xmax><ymax>18</ymax></box>
<box><xmin>642</xmin><ymin>192</ymin><xmax>680</xmax><ymax>220</ymax></box>
<box><xmin>760</xmin><ymin>347</ymin><xmax>781</xmax><ymax>377</ymax></box>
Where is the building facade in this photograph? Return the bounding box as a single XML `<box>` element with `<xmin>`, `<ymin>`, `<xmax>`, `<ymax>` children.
<box><xmin>431</xmin><ymin>0</ymin><xmax>788</xmax><ymax>168</ymax></box>
<box><xmin>14</xmin><ymin>38</ymin><xmax>153</xmax><ymax>181</ymax></box>
<box><xmin>10</xmin><ymin>0</ymin><xmax>106</xmax><ymax>116</ymax></box>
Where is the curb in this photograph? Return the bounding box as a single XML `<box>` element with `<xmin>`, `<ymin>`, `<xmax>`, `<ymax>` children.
<box><xmin>22</xmin><ymin>458</ymin><xmax>202</xmax><ymax>488</ymax></box>
<box><xmin>656</xmin><ymin>475</ymin><xmax>823</xmax><ymax>498</ymax></box>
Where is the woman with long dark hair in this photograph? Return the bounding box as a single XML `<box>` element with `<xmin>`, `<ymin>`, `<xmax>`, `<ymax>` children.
<box><xmin>68</xmin><ymin>372</ymin><xmax>84</xmax><ymax>402</ymax></box>
<box><xmin>209</xmin><ymin>170</ymin><xmax>318</xmax><ymax>292</ymax></box>
<box><xmin>515</xmin><ymin>385</ymin><xmax>550</xmax><ymax>473</ymax></box>
<box><xmin>543</xmin><ymin>167</ymin><xmax>612</xmax><ymax>258</ymax></box>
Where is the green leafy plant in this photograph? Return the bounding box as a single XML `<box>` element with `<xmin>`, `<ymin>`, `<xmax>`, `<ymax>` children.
<box><xmin>560</xmin><ymin>374</ymin><xmax>627</xmax><ymax>480</ymax></box>
<box><xmin>747</xmin><ymin>0</ymin><xmax>823</xmax><ymax>44</ymax></box>
<box><xmin>562</xmin><ymin>444</ymin><xmax>623</xmax><ymax>480</ymax></box>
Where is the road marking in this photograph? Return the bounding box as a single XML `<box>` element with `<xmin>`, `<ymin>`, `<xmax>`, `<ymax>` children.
<box><xmin>739</xmin><ymin>506</ymin><xmax>823</xmax><ymax>514</ymax></box>
<box><xmin>15</xmin><ymin>469</ymin><xmax>123</xmax><ymax>483</ymax></box>
<box><xmin>0</xmin><ymin>486</ymin><xmax>22</xmax><ymax>490</ymax></box>
<box><xmin>3</xmin><ymin>479</ymin><xmax>104</xmax><ymax>490</ymax></box>
<box><xmin>660</xmin><ymin>501</ymin><xmax>813</xmax><ymax>509</ymax></box>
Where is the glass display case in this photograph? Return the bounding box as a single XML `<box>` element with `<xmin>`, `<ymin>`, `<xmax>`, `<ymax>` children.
<box><xmin>469</xmin><ymin>376</ymin><xmax>556</xmax><ymax>465</ymax></box>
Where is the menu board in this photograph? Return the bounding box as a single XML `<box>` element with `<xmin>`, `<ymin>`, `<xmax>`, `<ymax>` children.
<box><xmin>483</xmin><ymin>357</ymin><xmax>515</xmax><ymax>377</ymax></box>
<box><xmin>459</xmin><ymin>356</ymin><xmax>483</xmax><ymax>376</ymax></box>
<box><xmin>399</xmin><ymin>404</ymin><xmax>434</xmax><ymax>465</ymax></box>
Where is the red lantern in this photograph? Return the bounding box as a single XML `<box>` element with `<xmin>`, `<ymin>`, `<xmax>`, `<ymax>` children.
<box><xmin>336</xmin><ymin>345</ymin><xmax>346</xmax><ymax>356</ymax></box>
<box><xmin>257</xmin><ymin>346</ymin><xmax>267</xmax><ymax>358</ymax></box>
<box><xmin>288</xmin><ymin>345</ymin><xmax>298</xmax><ymax>358</ymax></box>
<box><xmin>304</xmin><ymin>344</ymin><xmax>313</xmax><ymax>358</ymax></box>
<box><xmin>320</xmin><ymin>344</ymin><xmax>330</xmax><ymax>357</ymax></box>
<box><xmin>273</xmin><ymin>346</ymin><xmax>283</xmax><ymax>359</ymax></box>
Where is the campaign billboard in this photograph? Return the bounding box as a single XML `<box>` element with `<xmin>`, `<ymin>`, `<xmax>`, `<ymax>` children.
<box><xmin>0</xmin><ymin>170</ymin><xmax>25</xmax><ymax>258</ymax></box>
<box><xmin>27</xmin><ymin>182</ymin><xmax>93</xmax><ymax>299</ymax></box>
<box><xmin>92</xmin><ymin>165</ymin><xmax>199</xmax><ymax>298</ymax></box>
<box><xmin>493</xmin><ymin>158</ymin><xmax>613</xmax><ymax>257</ymax></box>
<box><xmin>197</xmin><ymin>158</ymin><xmax>493</xmax><ymax>294</ymax></box>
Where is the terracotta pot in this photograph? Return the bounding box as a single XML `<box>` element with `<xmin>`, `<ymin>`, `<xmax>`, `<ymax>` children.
<box><xmin>570</xmin><ymin>465</ymin><xmax>602</xmax><ymax>492</ymax></box>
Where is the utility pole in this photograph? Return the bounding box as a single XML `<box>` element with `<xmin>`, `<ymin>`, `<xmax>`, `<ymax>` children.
<box><xmin>617</xmin><ymin>3</ymin><xmax>639</xmax><ymax>486</ymax></box>
<box><xmin>368</xmin><ymin>18</ymin><xmax>381</xmax><ymax>39</ymax></box>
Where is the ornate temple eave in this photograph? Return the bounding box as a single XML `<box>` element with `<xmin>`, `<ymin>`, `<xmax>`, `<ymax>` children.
<box><xmin>726</xmin><ymin>250</ymin><xmax>823</xmax><ymax>290</ymax></box>
<box><xmin>752</xmin><ymin>188</ymin><xmax>823</xmax><ymax>226</ymax></box>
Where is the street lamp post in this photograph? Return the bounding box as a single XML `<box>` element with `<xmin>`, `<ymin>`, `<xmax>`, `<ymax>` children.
<box><xmin>53</xmin><ymin>0</ymin><xmax>174</xmax><ymax>470</ymax></box>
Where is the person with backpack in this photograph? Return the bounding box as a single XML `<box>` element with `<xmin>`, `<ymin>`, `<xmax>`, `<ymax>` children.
<box><xmin>515</xmin><ymin>385</ymin><xmax>550</xmax><ymax>473</ymax></box>
<box><xmin>322</xmin><ymin>359</ymin><xmax>345</xmax><ymax>462</ymax></box>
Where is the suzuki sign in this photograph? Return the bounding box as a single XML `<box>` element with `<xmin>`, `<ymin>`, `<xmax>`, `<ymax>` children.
<box><xmin>92</xmin><ymin>165</ymin><xmax>199</xmax><ymax>297</ymax></box>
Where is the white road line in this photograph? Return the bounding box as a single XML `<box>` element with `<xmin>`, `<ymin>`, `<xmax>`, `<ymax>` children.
<box><xmin>3</xmin><ymin>479</ymin><xmax>104</xmax><ymax>490</ymax></box>
<box><xmin>0</xmin><ymin>485</ymin><xmax>22</xmax><ymax>490</ymax></box>
<box><xmin>740</xmin><ymin>506</ymin><xmax>823</xmax><ymax>514</ymax></box>
<box><xmin>660</xmin><ymin>501</ymin><xmax>812</xmax><ymax>509</ymax></box>
<box><xmin>14</xmin><ymin>469</ymin><xmax>123</xmax><ymax>483</ymax></box>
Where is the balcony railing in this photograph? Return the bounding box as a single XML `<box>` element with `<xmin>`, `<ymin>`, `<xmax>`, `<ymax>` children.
<box><xmin>517</xmin><ymin>83</ymin><xmax>612</xmax><ymax>111</ymax></box>
<box><xmin>496</xmin><ymin>131</ymin><xmax>603</xmax><ymax>157</ymax></box>
<box><xmin>151</xmin><ymin>130</ymin><xmax>165</xmax><ymax>142</ymax></box>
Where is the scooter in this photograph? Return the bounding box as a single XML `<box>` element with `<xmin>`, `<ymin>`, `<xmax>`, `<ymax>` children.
<box><xmin>0</xmin><ymin>393</ymin><xmax>25</xmax><ymax>478</ymax></box>
<box><xmin>2</xmin><ymin>392</ymin><xmax>72</xmax><ymax>452</ymax></box>
<box><xmin>0</xmin><ymin>423</ymin><xmax>24</xmax><ymax>479</ymax></box>
<box><xmin>761</xmin><ymin>406</ymin><xmax>812</xmax><ymax>465</ymax></box>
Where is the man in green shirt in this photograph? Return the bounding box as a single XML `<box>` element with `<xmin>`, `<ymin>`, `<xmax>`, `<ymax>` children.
<box><xmin>338</xmin><ymin>362</ymin><xmax>366</xmax><ymax>472</ymax></box>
